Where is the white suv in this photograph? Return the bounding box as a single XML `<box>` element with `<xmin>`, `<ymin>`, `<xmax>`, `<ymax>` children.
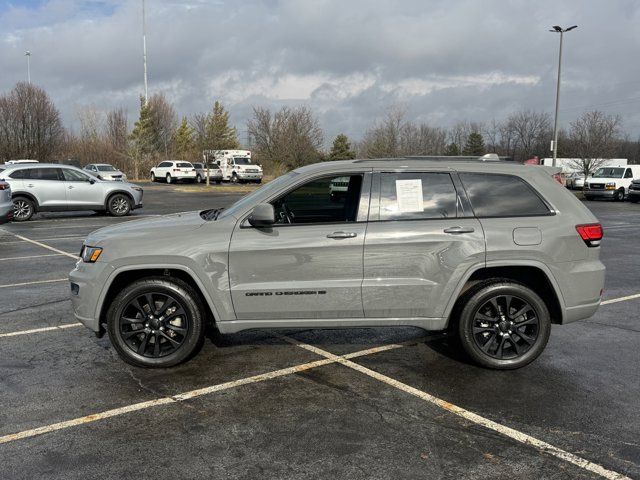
<box><xmin>150</xmin><ymin>161</ymin><xmax>197</xmax><ymax>184</ymax></box>
<box><xmin>584</xmin><ymin>166</ymin><xmax>640</xmax><ymax>201</ymax></box>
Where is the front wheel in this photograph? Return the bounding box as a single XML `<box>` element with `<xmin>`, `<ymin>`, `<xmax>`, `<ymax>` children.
<box><xmin>614</xmin><ymin>188</ymin><xmax>625</xmax><ymax>201</ymax></box>
<box><xmin>230</xmin><ymin>173</ymin><xmax>239</xmax><ymax>184</ymax></box>
<box><xmin>106</xmin><ymin>277</ymin><xmax>206</xmax><ymax>368</ymax></box>
<box><xmin>455</xmin><ymin>280</ymin><xmax>551</xmax><ymax>369</ymax></box>
<box><xmin>108</xmin><ymin>193</ymin><xmax>131</xmax><ymax>216</ymax></box>
<box><xmin>166</xmin><ymin>174</ymin><xmax>172</xmax><ymax>184</ymax></box>
<box><xmin>151</xmin><ymin>172</ymin><xmax>156</xmax><ymax>182</ymax></box>
<box><xmin>196</xmin><ymin>174</ymin><xmax>202</xmax><ymax>184</ymax></box>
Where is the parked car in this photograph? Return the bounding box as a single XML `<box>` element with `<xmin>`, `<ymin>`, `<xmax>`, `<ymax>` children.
<box><xmin>2</xmin><ymin>163</ymin><xmax>143</xmax><ymax>221</ymax></box>
<box><xmin>628</xmin><ymin>179</ymin><xmax>640</xmax><ymax>203</ymax></box>
<box><xmin>565</xmin><ymin>172</ymin><xmax>585</xmax><ymax>190</ymax></box>
<box><xmin>150</xmin><ymin>161</ymin><xmax>197</xmax><ymax>184</ymax></box>
<box><xmin>0</xmin><ymin>179</ymin><xmax>13</xmax><ymax>224</ymax></box>
<box><xmin>84</xmin><ymin>164</ymin><xmax>127</xmax><ymax>182</ymax></box>
<box><xmin>5</xmin><ymin>159</ymin><xmax>39</xmax><ymax>165</ymax></box>
<box><xmin>192</xmin><ymin>162</ymin><xmax>223</xmax><ymax>184</ymax></box>
<box><xmin>70</xmin><ymin>157</ymin><xmax>604</xmax><ymax>370</ymax></box>
<box><xmin>584</xmin><ymin>166</ymin><xmax>640</xmax><ymax>201</ymax></box>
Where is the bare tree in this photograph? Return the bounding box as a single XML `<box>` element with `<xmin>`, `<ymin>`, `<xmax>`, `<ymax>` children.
<box><xmin>0</xmin><ymin>82</ymin><xmax>64</xmax><ymax>161</ymax></box>
<box><xmin>505</xmin><ymin>110</ymin><xmax>551</xmax><ymax>161</ymax></box>
<box><xmin>447</xmin><ymin>120</ymin><xmax>483</xmax><ymax>154</ymax></box>
<box><xmin>148</xmin><ymin>93</ymin><xmax>177</xmax><ymax>157</ymax></box>
<box><xmin>567</xmin><ymin>111</ymin><xmax>623</xmax><ymax>176</ymax></box>
<box><xmin>358</xmin><ymin>107</ymin><xmax>406</xmax><ymax>158</ymax></box>
<box><xmin>247</xmin><ymin>105</ymin><xmax>323</xmax><ymax>173</ymax></box>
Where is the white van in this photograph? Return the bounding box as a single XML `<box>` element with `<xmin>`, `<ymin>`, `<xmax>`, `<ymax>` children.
<box><xmin>584</xmin><ymin>165</ymin><xmax>640</xmax><ymax>201</ymax></box>
<box><xmin>213</xmin><ymin>150</ymin><xmax>263</xmax><ymax>184</ymax></box>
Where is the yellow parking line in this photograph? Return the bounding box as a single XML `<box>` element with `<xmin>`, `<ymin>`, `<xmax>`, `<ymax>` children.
<box><xmin>0</xmin><ymin>278</ymin><xmax>67</xmax><ymax>289</ymax></box>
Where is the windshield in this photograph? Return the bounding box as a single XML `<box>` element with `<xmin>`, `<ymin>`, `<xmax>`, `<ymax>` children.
<box><xmin>97</xmin><ymin>165</ymin><xmax>117</xmax><ymax>172</ymax></box>
<box><xmin>234</xmin><ymin>157</ymin><xmax>252</xmax><ymax>165</ymax></box>
<box><xmin>219</xmin><ymin>171</ymin><xmax>300</xmax><ymax>219</ymax></box>
<box><xmin>592</xmin><ymin>167</ymin><xmax>624</xmax><ymax>178</ymax></box>
<box><xmin>177</xmin><ymin>162</ymin><xmax>193</xmax><ymax>168</ymax></box>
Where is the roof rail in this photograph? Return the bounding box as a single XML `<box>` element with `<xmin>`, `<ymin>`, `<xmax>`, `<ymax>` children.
<box><xmin>354</xmin><ymin>154</ymin><xmax>514</xmax><ymax>163</ymax></box>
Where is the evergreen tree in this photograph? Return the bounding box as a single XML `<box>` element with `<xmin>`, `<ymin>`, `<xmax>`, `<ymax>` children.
<box><xmin>444</xmin><ymin>142</ymin><xmax>460</xmax><ymax>156</ymax></box>
<box><xmin>174</xmin><ymin>117</ymin><xmax>195</xmax><ymax>160</ymax></box>
<box><xmin>462</xmin><ymin>132</ymin><xmax>485</xmax><ymax>156</ymax></box>
<box><xmin>128</xmin><ymin>97</ymin><xmax>156</xmax><ymax>179</ymax></box>
<box><xmin>195</xmin><ymin>101</ymin><xmax>240</xmax><ymax>150</ymax></box>
<box><xmin>329</xmin><ymin>133</ymin><xmax>356</xmax><ymax>160</ymax></box>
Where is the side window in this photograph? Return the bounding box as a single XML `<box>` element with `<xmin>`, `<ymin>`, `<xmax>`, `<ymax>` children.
<box><xmin>271</xmin><ymin>174</ymin><xmax>363</xmax><ymax>224</ymax></box>
<box><xmin>459</xmin><ymin>173</ymin><xmax>551</xmax><ymax>217</ymax></box>
<box><xmin>379</xmin><ymin>172</ymin><xmax>457</xmax><ymax>220</ymax></box>
<box><xmin>624</xmin><ymin>168</ymin><xmax>633</xmax><ymax>179</ymax></box>
<box><xmin>62</xmin><ymin>169</ymin><xmax>91</xmax><ymax>182</ymax></box>
<box><xmin>29</xmin><ymin>168</ymin><xmax>61</xmax><ymax>181</ymax></box>
<box><xmin>158</xmin><ymin>162</ymin><xmax>170</xmax><ymax>168</ymax></box>
<box><xmin>9</xmin><ymin>169</ymin><xmax>29</xmax><ymax>179</ymax></box>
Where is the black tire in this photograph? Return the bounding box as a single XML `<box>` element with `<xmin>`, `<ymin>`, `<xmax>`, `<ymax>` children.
<box><xmin>106</xmin><ymin>277</ymin><xmax>206</xmax><ymax>368</ymax></box>
<box><xmin>166</xmin><ymin>173</ymin><xmax>172</xmax><ymax>184</ymax></box>
<box><xmin>614</xmin><ymin>188</ymin><xmax>625</xmax><ymax>201</ymax></box>
<box><xmin>12</xmin><ymin>196</ymin><xmax>35</xmax><ymax>222</ymax></box>
<box><xmin>107</xmin><ymin>193</ymin><xmax>131</xmax><ymax>217</ymax></box>
<box><xmin>215</xmin><ymin>180</ymin><xmax>222</xmax><ymax>184</ymax></box>
<box><xmin>255</xmin><ymin>179</ymin><xmax>262</xmax><ymax>184</ymax></box>
<box><xmin>231</xmin><ymin>173</ymin><xmax>238</xmax><ymax>184</ymax></box>
<box><xmin>151</xmin><ymin>172</ymin><xmax>156</xmax><ymax>182</ymax></box>
<box><xmin>196</xmin><ymin>174</ymin><xmax>202</xmax><ymax>184</ymax></box>
<box><xmin>454</xmin><ymin>279</ymin><xmax>551</xmax><ymax>370</ymax></box>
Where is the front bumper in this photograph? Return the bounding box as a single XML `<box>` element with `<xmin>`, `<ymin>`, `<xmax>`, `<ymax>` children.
<box><xmin>69</xmin><ymin>260</ymin><xmax>114</xmax><ymax>333</ymax></box>
<box><xmin>584</xmin><ymin>189</ymin><xmax>616</xmax><ymax>198</ymax></box>
<box><xmin>628</xmin><ymin>189</ymin><xmax>640</xmax><ymax>199</ymax></box>
<box><xmin>237</xmin><ymin>172</ymin><xmax>263</xmax><ymax>180</ymax></box>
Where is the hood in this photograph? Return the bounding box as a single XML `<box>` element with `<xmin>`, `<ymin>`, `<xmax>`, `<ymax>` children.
<box><xmin>86</xmin><ymin>211</ymin><xmax>205</xmax><ymax>246</ymax></box>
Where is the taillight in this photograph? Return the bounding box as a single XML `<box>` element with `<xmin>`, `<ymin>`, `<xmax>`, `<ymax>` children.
<box><xmin>553</xmin><ymin>173</ymin><xmax>563</xmax><ymax>184</ymax></box>
<box><xmin>576</xmin><ymin>223</ymin><xmax>603</xmax><ymax>247</ymax></box>
<box><xmin>173</xmin><ymin>168</ymin><xmax>179</xmax><ymax>172</ymax></box>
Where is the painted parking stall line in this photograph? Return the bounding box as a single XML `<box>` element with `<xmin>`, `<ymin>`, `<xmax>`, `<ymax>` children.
<box><xmin>0</xmin><ymin>343</ymin><xmax>406</xmax><ymax>445</ymax></box>
<box><xmin>601</xmin><ymin>293</ymin><xmax>640</xmax><ymax>305</ymax></box>
<box><xmin>0</xmin><ymin>253</ymin><xmax>67</xmax><ymax>262</ymax></box>
<box><xmin>278</xmin><ymin>335</ymin><xmax>631</xmax><ymax>480</ymax></box>
<box><xmin>0</xmin><ymin>278</ymin><xmax>68</xmax><ymax>289</ymax></box>
<box><xmin>0</xmin><ymin>323</ymin><xmax>81</xmax><ymax>338</ymax></box>
<box><xmin>0</xmin><ymin>229</ymin><xmax>78</xmax><ymax>259</ymax></box>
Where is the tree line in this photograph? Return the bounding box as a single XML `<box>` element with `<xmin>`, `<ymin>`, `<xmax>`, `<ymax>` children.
<box><xmin>1</xmin><ymin>82</ymin><xmax>638</xmax><ymax>178</ymax></box>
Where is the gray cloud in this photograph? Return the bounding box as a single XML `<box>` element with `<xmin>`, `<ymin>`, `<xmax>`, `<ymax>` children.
<box><xmin>1</xmin><ymin>0</ymin><xmax>639</xmax><ymax>145</ymax></box>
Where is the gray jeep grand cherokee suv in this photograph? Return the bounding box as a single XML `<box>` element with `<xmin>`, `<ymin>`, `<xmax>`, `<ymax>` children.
<box><xmin>70</xmin><ymin>158</ymin><xmax>605</xmax><ymax>369</ymax></box>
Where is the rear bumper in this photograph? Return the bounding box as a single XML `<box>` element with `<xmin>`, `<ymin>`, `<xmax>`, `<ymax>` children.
<box><xmin>0</xmin><ymin>202</ymin><xmax>13</xmax><ymax>224</ymax></box>
<box><xmin>552</xmin><ymin>258</ymin><xmax>606</xmax><ymax>324</ymax></box>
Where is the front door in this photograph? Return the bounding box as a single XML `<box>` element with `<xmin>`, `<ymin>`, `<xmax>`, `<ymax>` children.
<box><xmin>363</xmin><ymin>171</ymin><xmax>485</xmax><ymax>319</ymax></box>
<box><xmin>61</xmin><ymin>168</ymin><xmax>104</xmax><ymax>208</ymax></box>
<box><xmin>229</xmin><ymin>172</ymin><xmax>370</xmax><ymax>320</ymax></box>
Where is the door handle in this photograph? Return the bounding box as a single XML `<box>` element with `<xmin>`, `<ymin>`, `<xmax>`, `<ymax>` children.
<box><xmin>27</xmin><ymin>184</ymin><xmax>34</xmax><ymax>188</ymax></box>
<box><xmin>68</xmin><ymin>186</ymin><xmax>74</xmax><ymax>189</ymax></box>
<box><xmin>327</xmin><ymin>231</ymin><xmax>357</xmax><ymax>239</ymax></box>
<box><xmin>443</xmin><ymin>226</ymin><xmax>475</xmax><ymax>234</ymax></box>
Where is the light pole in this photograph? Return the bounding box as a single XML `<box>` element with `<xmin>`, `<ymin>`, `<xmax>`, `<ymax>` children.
<box><xmin>142</xmin><ymin>0</ymin><xmax>149</xmax><ymax>104</ymax></box>
<box><xmin>25</xmin><ymin>51</ymin><xmax>31</xmax><ymax>84</ymax></box>
<box><xmin>550</xmin><ymin>25</ymin><xmax>577</xmax><ymax>166</ymax></box>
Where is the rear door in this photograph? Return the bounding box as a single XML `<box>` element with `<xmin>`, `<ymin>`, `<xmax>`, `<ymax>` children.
<box><xmin>25</xmin><ymin>167</ymin><xmax>67</xmax><ymax>208</ymax></box>
<box><xmin>363</xmin><ymin>171</ymin><xmax>485</xmax><ymax>319</ymax></box>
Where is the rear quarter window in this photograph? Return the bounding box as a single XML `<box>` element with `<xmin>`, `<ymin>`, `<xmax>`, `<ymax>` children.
<box><xmin>459</xmin><ymin>173</ymin><xmax>551</xmax><ymax>217</ymax></box>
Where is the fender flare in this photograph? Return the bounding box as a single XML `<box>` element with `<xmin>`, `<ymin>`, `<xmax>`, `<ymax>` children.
<box><xmin>12</xmin><ymin>191</ymin><xmax>40</xmax><ymax>211</ymax></box>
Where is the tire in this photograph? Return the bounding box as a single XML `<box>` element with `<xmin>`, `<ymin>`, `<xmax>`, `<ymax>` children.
<box><xmin>255</xmin><ymin>179</ymin><xmax>262</xmax><ymax>184</ymax></box>
<box><xmin>614</xmin><ymin>188</ymin><xmax>625</xmax><ymax>201</ymax></box>
<box><xmin>454</xmin><ymin>279</ymin><xmax>551</xmax><ymax>370</ymax></box>
<box><xmin>12</xmin><ymin>196</ymin><xmax>35</xmax><ymax>222</ymax></box>
<box><xmin>231</xmin><ymin>173</ymin><xmax>238</xmax><ymax>184</ymax></box>
<box><xmin>151</xmin><ymin>172</ymin><xmax>156</xmax><ymax>182</ymax></box>
<box><xmin>215</xmin><ymin>180</ymin><xmax>222</xmax><ymax>184</ymax></box>
<box><xmin>196</xmin><ymin>174</ymin><xmax>202</xmax><ymax>184</ymax></box>
<box><xmin>106</xmin><ymin>277</ymin><xmax>206</xmax><ymax>368</ymax></box>
<box><xmin>166</xmin><ymin>173</ymin><xmax>172</xmax><ymax>184</ymax></box>
<box><xmin>107</xmin><ymin>193</ymin><xmax>131</xmax><ymax>217</ymax></box>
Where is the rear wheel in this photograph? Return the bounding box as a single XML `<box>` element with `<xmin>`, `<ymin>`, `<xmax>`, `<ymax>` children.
<box><xmin>107</xmin><ymin>193</ymin><xmax>131</xmax><ymax>216</ymax></box>
<box><xmin>166</xmin><ymin>173</ymin><xmax>172</xmax><ymax>184</ymax></box>
<box><xmin>196</xmin><ymin>174</ymin><xmax>202</xmax><ymax>184</ymax></box>
<box><xmin>454</xmin><ymin>280</ymin><xmax>551</xmax><ymax>369</ymax></box>
<box><xmin>107</xmin><ymin>277</ymin><xmax>205</xmax><ymax>368</ymax></box>
<box><xmin>231</xmin><ymin>173</ymin><xmax>239</xmax><ymax>184</ymax></box>
<box><xmin>151</xmin><ymin>172</ymin><xmax>156</xmax><ymax>182</ymax></box>
<box><xmin>13</xmin><ymin>196</ymin><xmax>35</xmax><ymax>222</ymax></box>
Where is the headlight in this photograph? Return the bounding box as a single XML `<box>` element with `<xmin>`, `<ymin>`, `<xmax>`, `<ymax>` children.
<box><xmin>81</xmin><ymin>245</ymin><xmax>103</xmax><ymax>263</ymax></box>
<box><xmin>605</xmin><ymin>182</ymin><xmax>616</xmax><ymax>190</ymax></box>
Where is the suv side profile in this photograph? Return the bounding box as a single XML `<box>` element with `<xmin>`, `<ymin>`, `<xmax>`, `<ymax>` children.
<box><xmin>70</xmin><ymin>158</ymin><xmax>605</xmax><ymax>370</ymax></box>
<box><xmin>3</xmin><ymin>164</ymin><xmax>143</xmax><ymax>221</ymax></box>
<box><xmin>150</xmin><ymin>161</ymin><xmax>197</xmax><ymax>184</ymax></box>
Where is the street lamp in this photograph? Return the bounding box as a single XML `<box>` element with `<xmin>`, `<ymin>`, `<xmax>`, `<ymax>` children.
<box><xmin>142</xmin><ymin>0</ymin><xmax>149</xmax><ymax>104</ymax></box>
<box><xmin>25</xmin><ymin>51</ymin><xmax>31</xmax><ymax>84</ymax></box>
<box><xmin>549</xmin><ymin>25</ymin><xmax>577</xmax><ymax>166</ymax></box>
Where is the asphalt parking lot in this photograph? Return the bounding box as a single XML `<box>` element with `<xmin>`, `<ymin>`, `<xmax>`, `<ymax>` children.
<box><xmin>0</xmin><ymin>184</ymin><xmax>638</xmax><ymax>480</ymax></box>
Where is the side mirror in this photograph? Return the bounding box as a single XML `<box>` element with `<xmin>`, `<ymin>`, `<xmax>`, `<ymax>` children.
<box><xmin>89</xmin><ymin>178</ymin><xmax>96</xmax><ymax>184</ymax></box>
<box><xmin>248</xmin><ymin>203</ymin><xmax>275</xmax><ymax>227</ymax></box>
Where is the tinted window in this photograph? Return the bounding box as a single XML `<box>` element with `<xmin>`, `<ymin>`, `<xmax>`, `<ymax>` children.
<box><xmin>8</xmin><ymin>169</ymin><xmax>29</xmax><ymax>179</ymax></box>
<box><xmin>624</xmin><ymin>168</ymin><xmax>633</xmax><ymax>179</ymax></box>
<box><xmin>29</xmin><ymin>168</ymin><xmax>61</xmax><ymax>181</ymax></box>
<box><xmin>272</xmin><ymin>174</ymin><xmax>363</xmax><ymax>224</ymax></box>
<box><xmin>459</xmin><ymin>173</ymin><xmax>551</xmax><ymax>217</ymax></box>
<box><xmin>158</xmin><ymin>162</ymin><xmax>171</xmax><ymax>168</ymax></box>
<box><xmin>379</xmin><ymin>172</ymin><xmax>457</xmax><ymax>220</ymax></box>
<box><xmin>177</xmin><ymin>162</ymin><xmax>192</xmax><ymax>168</ymax></box>
<box><xmin>193</xmin><ymin>163</ymin><xmax>203</xmax><ymax>169</ymax></box>
<box><xmin>62</xmin><ymin>168</ymin><xmax>91</xmax><ymax>182</ymax></box>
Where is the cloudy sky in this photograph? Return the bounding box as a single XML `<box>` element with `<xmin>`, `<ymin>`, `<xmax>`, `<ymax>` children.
<box><xmin>1</xmin><ymin>0</ymin><xmax>639</xmax><ymax>145</ymax></box>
